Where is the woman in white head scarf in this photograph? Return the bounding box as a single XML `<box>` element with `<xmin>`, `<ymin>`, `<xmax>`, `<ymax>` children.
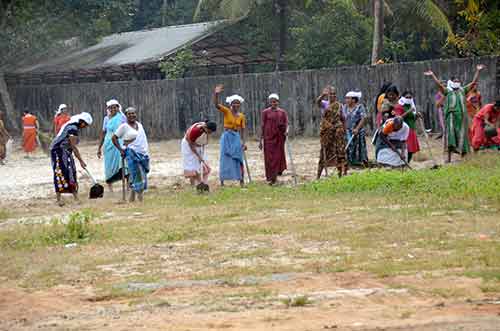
<box><xmin>213</xmin><ymin>84</ymin><xmax>247</xmax><ymax>187</ymax></box>
<box><xmin>97</xmin><ymin>99</ymin><xmax>127</xmax><ymax>191</ymax></box>
<box><xmin>424</xmin><ymin>64</ymin><xmax>486</xmax><ymax>162</ymax></box>
<box><xmin>49</xmin><ymin>112</ymin><xmax>93</xmax><ymax>206</ymax></box>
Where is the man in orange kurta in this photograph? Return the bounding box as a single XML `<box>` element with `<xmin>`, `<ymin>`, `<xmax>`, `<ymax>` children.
<box><xmin>22</xmin><ymin>111</ymin><xmax>39</xmax><ymax>155</ymax></box>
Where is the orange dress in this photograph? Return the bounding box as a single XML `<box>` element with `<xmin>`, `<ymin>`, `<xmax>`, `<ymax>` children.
<box><xmin>22</xmin><ymin>114</ymin><xmax>38</xmax><ymax>153</ymax></box>
<box><xmin>54</xmin><ymin>113</ymin><xmax>71</xmax><ymax>134</ymax></box>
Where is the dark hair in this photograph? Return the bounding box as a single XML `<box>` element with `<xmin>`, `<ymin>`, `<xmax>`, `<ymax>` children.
<box><xmin>205</xmin><ymin>121</ymin><xmax>217</xmax><ymax>132</ymax></box>
<box><xmin>451</xmin><ymin>76</ymin><xmax>459</xmax><ymax>81</ymax></box>
<box><xmin>375</xmin><ymin>82</ymin><xmax>392</xmax><ymax>111</ymax></box>
<box><xmin>402</xmin><ymin>90</ymin><xmax>412</xmax><ymax>97</ymax></box>
<box><xmin>495</xmin><ymin>100</ymin><xmax>500</xmax><ymax>108</ymax></box>
<box><xmin>351</xmin><ymin>97</ymin><xmax>359</xmax><ymax>103</ymax></box>
<box><xmin>386</xmin><ymin>85</ymin><xmax>399</xmax><ymax>96</ymax></box>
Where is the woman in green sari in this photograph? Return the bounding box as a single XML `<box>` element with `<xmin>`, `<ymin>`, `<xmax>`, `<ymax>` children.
<box><xmin>424</xmin><ymin>64</ymin><xmax>485</xmax><ymax>163</ymax></box>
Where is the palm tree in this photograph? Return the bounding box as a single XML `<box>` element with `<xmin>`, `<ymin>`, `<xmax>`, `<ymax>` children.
<box><xmin>195</xmin><ymin>0</ymin><xmax>452</xmax><ymax>67</ymax></box>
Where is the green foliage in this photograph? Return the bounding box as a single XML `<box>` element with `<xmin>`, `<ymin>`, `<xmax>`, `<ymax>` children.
<box><xmin>288</xmin><ymin>0</ymin><xmax>372</xmax><ymax>68</ymax></box>
<box><xmin>42</xmin><ymin>210</ymin><xmax>96</xmax><ymax>245</ymax></box>
<box><xmin>0</xmin><ymin>209</ymin><xmax>98</xmax><ymax>249</ymax></box>
<box><xmin>446</xmin><ymin>0</ymin><xmax>500</xmax><ymax>56</ymax></box>
<box><xmin>158</xmin><ymin>49</ymin><xmax>195</xmax><ymax>79</ymax></box>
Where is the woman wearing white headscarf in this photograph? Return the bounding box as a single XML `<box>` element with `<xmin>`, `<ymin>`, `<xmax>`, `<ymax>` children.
<box><xmin>424</xmin><ymin>64</ymin><xmax>485</xmax><ymax>162</ymax></box>
<box><xmin>213</xmin><ymin>84</ymin><xmax>246</xmax><ymax>187</ymax></box>
<box><xmin>97</xmin><ymin>99</ymin><xmax>126</xmax><ymax>191</ymax></box>
<box><xmin>49</xmin><ymin>112</ymin><xmax>93</xmax><ymax>206</ymax></box>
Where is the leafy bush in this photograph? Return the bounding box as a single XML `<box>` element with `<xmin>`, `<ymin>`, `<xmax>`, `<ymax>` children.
<box><xmin>159</xmin><ymin>49</ymin><xmax>194</xmax><ymax>79</ymax></box>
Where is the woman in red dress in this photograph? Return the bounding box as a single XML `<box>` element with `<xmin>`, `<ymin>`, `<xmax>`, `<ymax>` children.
<box><xmin>471</xmin><ymin>101</ymin><xmax>500</xmax><ymax>151</ymax></box>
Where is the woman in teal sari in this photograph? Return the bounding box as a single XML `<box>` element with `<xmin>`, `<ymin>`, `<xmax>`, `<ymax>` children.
<box><xmin>97</xmin><ymin>99</ymin><xmax>126</xmax><ymax>191</ymax></box>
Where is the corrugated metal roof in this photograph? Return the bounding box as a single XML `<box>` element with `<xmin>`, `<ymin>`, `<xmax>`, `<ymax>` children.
<box><xmin>17</xmin><ymin>21</ymin><xmax>226</xmax><ymax>73</ymax></box>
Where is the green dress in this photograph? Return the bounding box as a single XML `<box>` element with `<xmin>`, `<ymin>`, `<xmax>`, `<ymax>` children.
<box><xmin>443</xmin><ymin>86</ymin><xmax>470</xmax><ymax>154</ymax></box>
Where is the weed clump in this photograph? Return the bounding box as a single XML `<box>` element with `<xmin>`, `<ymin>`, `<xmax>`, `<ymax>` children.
<box><xmin>42</xmin><ymin>210</ymin><xmax>96</xmax><ymax>245</ymax></box>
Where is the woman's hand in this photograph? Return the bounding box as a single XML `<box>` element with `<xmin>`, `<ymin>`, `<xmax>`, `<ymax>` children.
<box><xmin>242</xmin><ymin>144</ymin><xmax>248</xmax><ymax>151</ymax></box>
<box><xmin>97</xmin><ymin>147</ymin><xmax>102</xmax><ymax>159</ymax></box>
<box><xmin>423</xmin><ymin>70</ymin><xmax>434</xmax><ymax>76</ymax></box>
<box><xmin>79</xmin><ymin>159</ymin><xmax>87</xmax><ymax>169</ymax></box>
<box><xmin>215</xmin><ymin>84</ymin><xmax>224</xmax><ymax>94</ymax></box>
<box><xmin>477</xmin><ymin>64</ymin><xmax>486</xmax><ymax>71</ymax></box>
<box><xmin>258</xmin><ymin>141</ymin><xmax>263</xmax><ymax>151</ymax></box>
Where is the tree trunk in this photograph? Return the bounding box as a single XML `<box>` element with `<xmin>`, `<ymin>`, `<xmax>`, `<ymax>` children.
<box><xmin>276</xmin><ymin>0</ymin><xmax>287</xmax><ymax>71</ymax></box>
<box><xmin>0</xmin><ymin>73</ymin><xmax>18</xmax><ymax>132</ymax></box>
<box><xmin>371</xmin><ymin>0</ymin><xmax>384</xmax><ymax>65</ymax></box>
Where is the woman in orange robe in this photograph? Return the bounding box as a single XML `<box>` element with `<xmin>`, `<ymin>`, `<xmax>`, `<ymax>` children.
<box><xmin>22</xmin><ymin>111</ymin><xmax>39</xmax><ymax>155</ymax></box>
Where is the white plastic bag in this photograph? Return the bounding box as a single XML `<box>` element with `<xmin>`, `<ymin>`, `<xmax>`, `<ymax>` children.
<box><xmin>5</xmin><ymin>138</ymin><xmax>13</xmax><ymax>159</ymax></box>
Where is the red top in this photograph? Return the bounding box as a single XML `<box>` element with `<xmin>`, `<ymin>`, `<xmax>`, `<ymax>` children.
<box><xmin>186</xmin><ymin>123</ymin><xmax>204</xmax><ymax>142</ymax></box>
<box><xmin>475</xmin><ymin>104</ymin><xmax>499</xmax><ymax>123</ymax></box>
<box><xmin>54</xmin><ymin>114</ymin><xmax>71</xmax><ymax>134</ymax></box>
<box><xmin>261</xmin><ymin>107</ymin><xmax>288</xmax><ymax>141</ymax></box>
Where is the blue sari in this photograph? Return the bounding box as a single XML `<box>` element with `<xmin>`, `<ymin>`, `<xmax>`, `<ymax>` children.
<box><xmin>104</xmin><ymin>113</ymin><xmax>126</xmax><ymax>183</ymax></box>
<box><xmin>125</xmin><ymin>148</ymin><xmax>150</xmax><ymax>192</ymax></box>
<box><xmin>219</xmin><ymin>130</ymin><xmax>243</xmax><ymax>181</ymax></box>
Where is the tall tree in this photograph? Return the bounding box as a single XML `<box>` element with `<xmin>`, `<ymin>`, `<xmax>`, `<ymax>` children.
<box><xmin>371</xmin><ymin>0</ymin><xmax>383</xmax><ymax>64</ymax></box>
<box><xmin>194</xmin><ymin>0</ymin><xmax>313</xmax><ymax>70</ymax></box>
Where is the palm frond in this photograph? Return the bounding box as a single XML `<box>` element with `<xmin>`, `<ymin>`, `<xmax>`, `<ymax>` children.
<box><xmin>219</xmin><ymin>0</ymin><xmax>253</xmax><ymax>18</ymax></box>
<box><xmin>415</xmin><ymin>0</ymin><xmax>452</xmax><ymax>35</ymax></box>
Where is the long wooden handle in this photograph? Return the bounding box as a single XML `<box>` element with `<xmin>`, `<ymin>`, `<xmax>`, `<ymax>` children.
<box><xmin>243</xmin><ymin>150</ymin><xmax>252</xmax><ymax>183</ymax></box>
<box><xmin>121</xmin><ymin>157</ymin><xmax>126</xmax><ymax>201</ymax></box>
<box><xmin>286</xmin><ymin>139</ymin><xmax>298</xmax><ymax>185</ymax></box>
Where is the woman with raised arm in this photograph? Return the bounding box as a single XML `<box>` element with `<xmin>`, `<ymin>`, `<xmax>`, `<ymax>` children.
<box><xmin>424</xmin><ymin>64</ymin><xmax>485</xmax><ymax>162</ymax></box>
<box><xmin>213</xmin><ymin>84</ymin><xmax>247</xmax><ymax>187</ymax></box>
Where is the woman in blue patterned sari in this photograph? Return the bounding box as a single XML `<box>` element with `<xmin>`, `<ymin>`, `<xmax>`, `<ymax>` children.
<box><xmin>97</xmin><ymin>99</ymin><xmax>126</xmax><ymax>191</ymax></box>
<box><xmin>50</xmin><ymin>112</ymin><xmax>93</xmax><ymax>206</ymax></box>
<box><xmin>342</xmin><ymin>91</ymin><xmax>368</xmax><ymax>167</ymax></box>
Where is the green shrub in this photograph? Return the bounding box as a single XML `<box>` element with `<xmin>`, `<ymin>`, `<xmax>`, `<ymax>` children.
<box><xmin>42</xmin><ymin>210</ymin><xmax>96</xmax><ymax>245</ymax></box>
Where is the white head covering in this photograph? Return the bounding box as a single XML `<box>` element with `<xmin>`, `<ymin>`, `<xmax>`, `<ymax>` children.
<box><xmin>124</xmin><ymin>107</ymin><xmax>136</xmax><ymax>114</ymax></box>
<box><xmin>55</xmin><ymin>104</ymin><xmax>68</xmax><ymax>115</ymax></box>
<box><xmin>56</xmin><ymin>112</ymin><xmax>93</xmax><ymax>137</ymax></box>
<box><xmin>225</xmin><ymin>95</ymin><xmax>245</xmax><ymax>105</ymax></box>
<box><xmin>106</xmin><ymin>99</ymin><xmax>124</xmax><ymax>116</ymax></box>
<box><xmin>346</xmin><ymin>91</ymin><xmax>362</xmax><ymax>99</ymax></box>
<box><xmin>268</xmin><ymin>93</ymin><xmax>280</xmax><ymax>101</ymax></box>
<box><xmin>398</xmin><ymin>96</ymin><xmax>417</xmax><ymax>112</ymax></box>
<box><xmin>447</xmin><ymin>80</ymin><xmax>461</xmax><ymax>91</ymax></box>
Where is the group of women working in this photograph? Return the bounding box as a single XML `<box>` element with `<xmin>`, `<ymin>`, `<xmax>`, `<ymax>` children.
<box><xmin>49</xmin><ymin>100</ymin><xmax>150</xmax><ymax>206</ymax></box>
<box><xmin>49</xmin><ymin>64</ymin><xmax>500</xmax><ymax>204</ymax></box>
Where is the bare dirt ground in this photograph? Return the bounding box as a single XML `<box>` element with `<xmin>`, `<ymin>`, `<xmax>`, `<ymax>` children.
<box><xmin>1</xmin><ymin>136</ymin><xmax>499</xmax><ymax>331</ymax></box>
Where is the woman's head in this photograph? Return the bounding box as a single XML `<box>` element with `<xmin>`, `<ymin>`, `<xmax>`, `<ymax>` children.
<box><xmin>392</xmin><ymin>116</ymin><xmax>403</xmax><ymax>131</ymax></box>
<box><xmin>386</xmin><ymin>85</ymin><xmax>399</xmax><ymax>102</ymax></box>
<box><xmin>379</xmin><ymin>82</ymin><xmax>392</xmax><ymax>95</ymax></box>
<box><xmin>494</xmin><ymin>100</ymin><xmax>500</xmax><ymax>112</ymax></box>
<box><xmin>402</xmin><ymin>90</ymin><xmax>413</xmax><ymax>99</ymax></box>
<box><xmin>268</xmin><ymin>93</ymin><xmax>280</xmax><ymax>108</ymax></box>
<box><xmin>325</xmin><ymin>86</ymin><xmax>336</xmax><ymax>102</ymax></box>
<box><xmin>106</xmin><ymin>99</ymin><xmax>121</xmax><ymax>116</ymax></box>
<box><xmin>345</xmin><ymin>91</ymin><xmax>361</xmax><ymax>106</ymax></box>
<box><xmin>124</xmin><ymin>107</ymin><xmax>137</xmax><ymax>123</ymax></box>
<box><xmin>205</xmin><ymin>121</ymin><xmax>217</xmax><ymax>133</ymax></box>
<box><xmin>226</xmin><ymin>95</ymin><xmax>244</xmax><ymax>112</ymax></box>
<box><xmin>77</xmin><ymin>112</ymin><xmax>93</xmax><ymax>128</ymax></box>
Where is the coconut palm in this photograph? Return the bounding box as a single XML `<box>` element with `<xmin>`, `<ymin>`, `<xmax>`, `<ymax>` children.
<box><xmin>195</xmin><ymin>0</ymin><xmax>452</xmax><ymax>67</ymax></box>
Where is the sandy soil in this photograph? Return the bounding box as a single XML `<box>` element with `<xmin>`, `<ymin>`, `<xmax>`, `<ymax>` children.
<box><xmin>0</xmin><ymin>135</ymin><xmax>445</xmax><ymax>203</ymax></box>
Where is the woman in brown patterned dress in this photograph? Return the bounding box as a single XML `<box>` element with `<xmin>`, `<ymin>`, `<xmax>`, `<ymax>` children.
<box><xmin>317</xmin><ymin>86</ymin><xmax>347</xmax><ymax>179</ymax></box>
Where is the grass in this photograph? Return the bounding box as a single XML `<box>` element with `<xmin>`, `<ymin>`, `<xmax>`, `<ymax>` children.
<box><xmin>281</xmin><ymin>295</ymin><xmax>312</xmax><ymax>307</ymax></box>
<box><xmin>0</xmin><ymin>154</ymin><xmax>499</xmax><ymax>299</ymax></box>
<box><xmin>0</xmin><ymin>208</ymin><xmax>9</xmax><ymax>220</ymax></box>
